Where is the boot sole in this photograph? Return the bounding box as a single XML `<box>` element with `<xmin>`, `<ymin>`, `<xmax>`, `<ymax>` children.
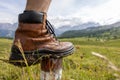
<box><xmin>18</xmin><ymin>46</ymin><xmax>74</xmax><ymax>58</ymax></box>
<box><xmin>9</xmin><ymin>46</ymin><xmax>74</xmax><ymax>67</ymax></box>
<box><xmin>36</xmin><ymin>46</ymin><xmax>74</xmax><ymax>58</ymax></box>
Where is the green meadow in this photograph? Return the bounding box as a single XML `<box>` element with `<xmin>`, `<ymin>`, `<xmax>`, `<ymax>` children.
<box><xmin>0</xmin><ymin>38</ymin><xmax>120</xmax><ymax>80</ymax></box>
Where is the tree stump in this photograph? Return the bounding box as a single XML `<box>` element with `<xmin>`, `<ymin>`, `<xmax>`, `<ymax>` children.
<box><xmin>40</xmin><ymin>57</ymin><xmax>62</xmax><ymax>80</ymax></box>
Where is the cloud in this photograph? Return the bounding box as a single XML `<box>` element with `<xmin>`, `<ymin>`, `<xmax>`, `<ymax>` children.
<box><xmin>0</xmin><ymin>0</ymin><xmax>120</xmax><ymax>25</ymax></box>
<box><xmin>75</xmin><ymin>0</ymin><xmax>109</xmax><ymax>7</ymax></box>
<box><xmin>48</xmin><ymin>0</ymin><xmax>75</xmax><ymax>16</ymax></box>
<box><xmin>48</xmin><ymin>0</ymin><xmax>109</xmax><ymax>16</ymax></box>
<box><xmin>0</xmin><ymin>0</ymin><xmax>26</xmax><ymax>23</ymax></box>
<box><xmin>0</xmin><ymin>0</ymin><xmax>26</xmax><ymax>13</ymax></box>
<box><xmin>71</xmin><ymin>0</ymin><xmax>120</xmax><ymax>24</ymax></box>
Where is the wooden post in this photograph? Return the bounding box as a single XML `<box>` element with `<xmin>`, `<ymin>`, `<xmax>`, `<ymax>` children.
<box><xmin>40</xmin><ymin>57</ymin><xmax>62</xmax><ymax>80</ymax></box>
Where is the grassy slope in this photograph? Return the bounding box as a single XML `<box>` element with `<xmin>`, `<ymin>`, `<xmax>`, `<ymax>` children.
<box><xmin>0</xmin><ymin>38</ymin><xmax>120</xmax><ymax>80</ymax></box>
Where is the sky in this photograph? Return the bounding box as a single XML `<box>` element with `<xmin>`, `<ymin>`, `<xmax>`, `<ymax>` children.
<box><xmin>0</xmin><ymin>0</ymin><xmax>120</xmax><ymax>25</ymax></box>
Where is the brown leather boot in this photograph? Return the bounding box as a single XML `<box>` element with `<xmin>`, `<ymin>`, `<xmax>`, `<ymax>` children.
<box><xmin>9</xmin><ymin>11</ymin><xmax>74</xmax><ymax>67</ymax></box>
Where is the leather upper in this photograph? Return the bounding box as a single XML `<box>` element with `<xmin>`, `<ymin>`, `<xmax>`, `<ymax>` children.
<box><xmin>13</xmin><ymin>11</ymin><xmax>74</xmax><ymax>53</ymax></box>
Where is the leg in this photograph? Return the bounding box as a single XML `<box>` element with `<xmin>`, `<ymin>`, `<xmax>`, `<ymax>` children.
<box><xmin>25</xmin><ymin>0</ymin><xmax>51</xmax><ymax>12</ymax></box>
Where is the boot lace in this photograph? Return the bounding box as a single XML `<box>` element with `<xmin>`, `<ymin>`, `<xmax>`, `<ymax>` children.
<box><xmin>46</xmin><ymin>20</ymin><xmax>57</xmax><ymax>40</ymax></box>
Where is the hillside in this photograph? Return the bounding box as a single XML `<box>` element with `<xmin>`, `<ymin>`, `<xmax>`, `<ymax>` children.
<box><xmin>60</xmin><ymin>25</ymin><xmax>120</xmax><ymax>39</ymax></box>
<box><xmin>0</xmin><ymin>38</ymin><xmax>120</xmax><ymax>80</ymax></box>
<box><xmin>55</xmin><ymin>22</ymin><xmax>100</xmax><ymax>35</ymax></box>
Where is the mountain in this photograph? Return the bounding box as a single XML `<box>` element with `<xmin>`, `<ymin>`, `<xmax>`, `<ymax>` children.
<box><xmin>60</xmin><ymin>22</ymin><xmax>120</xmax><ymax>39</ymax></box>
<box><xmin>0</xmin><ymin>21</ymin><xmax>100</xmax><ymax>38</ymax></box>
<box><xmin>0</xmin><ymin>23</ymin><xmax>12</xmax><ymax>30</ymax></box>
<box><xmin>55</xmin><ymin>22</ymin><xmax>100</xmax><ymax>35</ymax></box>
<box><xmin>0</xmin><ymin>23</ymin><xmax>18</xmax><ymax>38</ymax></box>
<box><xmin>49</xmin><ymin>17</ymin><xmax>100</xmax><ymax>35</ymax></box>
<box><xmin>1</xmin><ymin>20</ymin><xmax>120</xmax><ymax>38</ymax></box>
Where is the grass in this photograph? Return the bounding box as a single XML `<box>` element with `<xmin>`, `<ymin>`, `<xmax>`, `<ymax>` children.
<box><xmin>0</xmin><ymin>38</ymin><xmax>120</xmax><ymax>80</ymax></box>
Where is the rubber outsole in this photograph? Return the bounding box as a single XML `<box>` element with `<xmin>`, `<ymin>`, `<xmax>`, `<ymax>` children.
<box><xmin>9</xmin><ymin>46</ymin><xmax>74</xmax><ymax>67</ymax></box>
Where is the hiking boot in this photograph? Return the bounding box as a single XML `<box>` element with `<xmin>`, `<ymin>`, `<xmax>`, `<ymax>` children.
<box><xmin>9</xmin><ymin>11</ymin><xmax>74</xmax><ymax>67</ymax></box>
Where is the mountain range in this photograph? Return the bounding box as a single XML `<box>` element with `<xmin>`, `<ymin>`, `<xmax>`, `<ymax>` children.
<box><xmin>0</xmin><ymin>23</ymin><xmax>17</xmax><ymax>38</ymax></box>
<box><xmin>0</xmin><ymin>20</ymin><xmax>120</xmax><ymax>38</ymax></box>
<box><xmin>55</xmin><ymin>22</ymin><xmax>100</xmax><ymax>35</ymax></box>
<box><xmin>60</xmin><ymin>22</ymin><xmax>120</xmax><ymax>39</ymax></box>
